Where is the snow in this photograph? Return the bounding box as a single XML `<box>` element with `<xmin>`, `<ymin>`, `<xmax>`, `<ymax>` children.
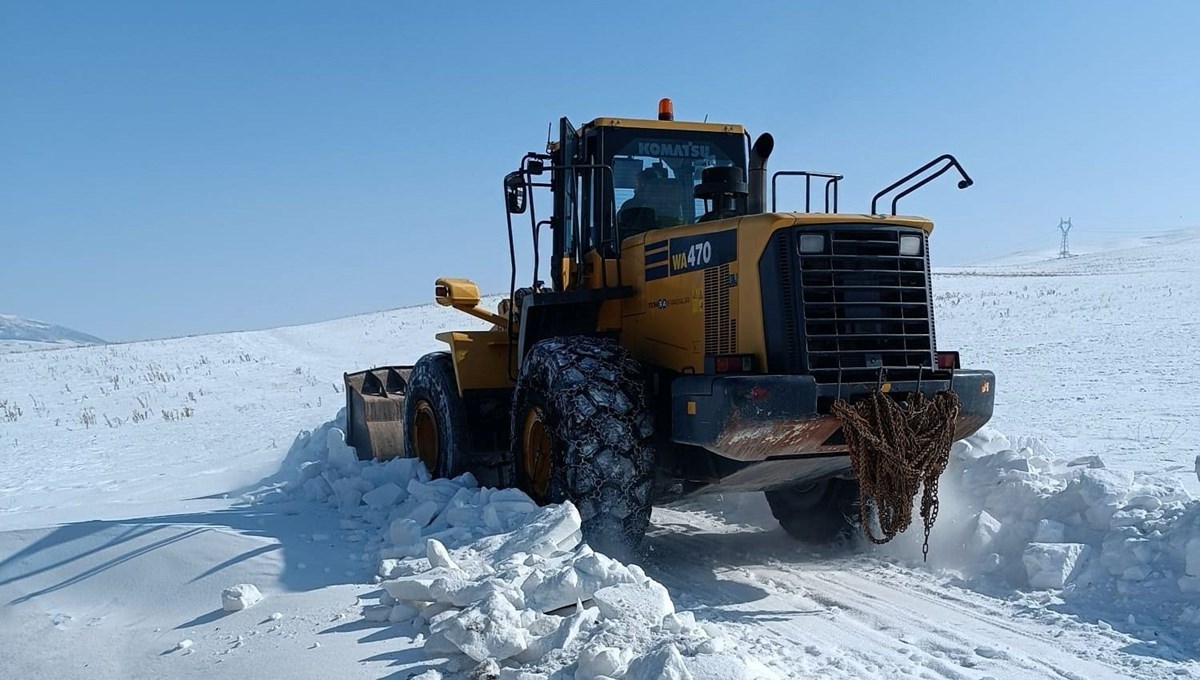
<box><xmin>221</xmin><ymin>584</ymin><xmax>265</xmax><ymax>612</ymax></box>
<box><xmin>934</xmin><ymin>228</ymin><xmax>1200</xmax><ymax>477</ymax></box>
<box><xmin>1023</xmin><ymin>542</ymin><xmax>1090</xmax><ymax>589</ymax></box>
<box><xmin>2</xmin><ymin>232</ymin><xmax>1200</xmax><ymax>678</ymax></box>
<box><xmin>592</xmin><ymin>581</ymin><xmax>675</xmax><ymax>626</ymax></box>
<box><xmin>258</xmin><ymin>419</ymin><xmax>739</xmax><ymax>675</ymax></box>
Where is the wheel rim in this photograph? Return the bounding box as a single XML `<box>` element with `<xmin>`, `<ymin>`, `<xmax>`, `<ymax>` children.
<box><xmin>411</xmin><ymin>399</ymin><xmax>439</xmax><ymax>473</ymax></box>
<box><xmin>522</xmin><ymin>407</ymin><xmax>552</xmax><ymax>500</ymax></box>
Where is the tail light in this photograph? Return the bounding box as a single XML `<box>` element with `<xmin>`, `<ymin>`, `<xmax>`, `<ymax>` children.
<box><xmin>936</xmin><ymin>351</ymin><xmax>960</xmax><ymax>370</ymax></box>
<box><xmin>709</xmin><ymin>354</ymin><xmax>755</xmax><ymax>374</ymax></box>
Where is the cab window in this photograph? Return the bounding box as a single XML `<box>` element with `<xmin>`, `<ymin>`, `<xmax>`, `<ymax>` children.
<box><xmin>607</xmin><ymin>133</ymin><xmax>744</xmax><ymax>242</ymax></box>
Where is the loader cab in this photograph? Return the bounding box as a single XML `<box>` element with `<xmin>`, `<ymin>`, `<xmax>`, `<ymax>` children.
<box><xmin>550</xmin><ymin>117</ymin><xmax>749</xmax><ymax>290</ymax></box>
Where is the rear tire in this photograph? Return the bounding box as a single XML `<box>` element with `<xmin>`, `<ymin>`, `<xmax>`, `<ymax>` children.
<box><xmin>510</xmin><ymin>336</ymin><xmax>655</xmax><ymax>557</ymax></box>
<box><xmin>765</xmin><ymin>478</ymin><xmax>860</xmax><ymax>544</ymax></box>
<box><xmin>403</xmin><ymin>352</ymin><xmax>468</xmax><ymax>479</ymax></box>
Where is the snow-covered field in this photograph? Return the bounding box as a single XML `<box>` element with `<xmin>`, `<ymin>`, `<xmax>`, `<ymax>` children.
<box><xmin>1</xmin><ymin>230</ymin><xmax>1197</xmax><ymax>678</ymax></box>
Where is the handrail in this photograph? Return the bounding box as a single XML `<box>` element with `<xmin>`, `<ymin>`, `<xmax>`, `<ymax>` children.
<box><xmin>870</xmin><ymin>154</ymin><xmax>973</xmax><ymax>216</ymax></box>
<box><xmin>771</xmin><ymin>171</ymin><xmax>844</xmax><ymax>213</ymax></box>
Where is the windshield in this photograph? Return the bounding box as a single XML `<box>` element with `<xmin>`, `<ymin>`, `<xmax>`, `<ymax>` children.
<box><xmin>607</xmin><ymin>131</ymin><xmax>746</xmax><ymax>232</ymax></box>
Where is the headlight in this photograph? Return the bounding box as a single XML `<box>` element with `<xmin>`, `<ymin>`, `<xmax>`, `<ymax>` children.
<box><xmin>798</xmin><ymin>233</ymin><xmax>825</xmax><ymax>254</ymax></box>
<box><xmin>899</xmin><ymin>234</ymin><xmax>923</xmax><ymax>256</ymax></box>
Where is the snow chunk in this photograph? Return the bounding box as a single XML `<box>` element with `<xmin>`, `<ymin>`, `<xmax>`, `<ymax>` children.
<box><xmin>1186</xmin><ymin>537</ymin><xmax>1200</xmax><ymax>577</ymax></box>
<box><xmin>221</xmin><ymin>583</ymin><xmax>264</xmax><ymax>612</ymax></box>
<box><xmin>592</xmin><ymin>580</ymin><xmax>675</xmax><ymax>626</ymax></box>
<box><xmin>388</xmin><ymin>602</ymin><xmax>420</xmax><ymax>623</ymax></box>
<box><xmin>404</xmin><ymin>500</ymin><xmax>442</xmax><ymax>528</ymax></box>
<box><xmin>389</xmin><ymin>517</ymin><xmax>423</xmax><ymax>547</ymax></box>
<box><xmin>1033</xmin><ymin>519</ymin><xmax>1066</xmax><ymax>543</ymax></box>
<box><xmin>1178</xmin><ymin>576</ymin><xmax>1200</xmax><ymax>594</ymax></box>
<box><xmin>378</xmin><ymin>558</ymin><xmax>405</xmax><ymax>579</ymax></box>
<box><xmin>427</xmin><ymin>538</ymin><xmax>462</xmax><ymax>571</ymax></box>
<box><xmin>1067</xmin><ymin>455</ymin><xmax>1106</xmax><ymax>469</ymax></box>
<box><xmin>662</xmin><ymin>611</ymin><xmax>699</xmax><ymax>634</ymax></box>
<box><xmin>495</xmin><ymin>503</ymin><xmax>583</xmax><ymax>559</ymax></box>
<box><xmin>434</xmin><ymin>592</ymin><xmax>530</xmax><ymax>662</ymax></box>
<box><xmin>515</xmin><ymin>601</ymin><xmax>599</xmax><ymax>664</ymax></box>
<box><xmin>382</xmin><ymin>567</ymin><xmax>467</xmax><ymax>602</ymax></box>
<box><xmin>966</xmin><ymin>510</ymin><xmax>1002</xmax><ymax>555</ymax></box>
<box><xmin>523</xmin><ymin>549</ymin><xmax>639</xmax><ymax>613</ymax></box>
<box><xmin>1023</xmin><ymin>543</ymin><xmax>1090</xmax><ymax>589</ymax></box>
<box><xmin>625</xmin><ymin>644</ymin><xmax>693</xmax><ymax>680</ymax></box>
<box><xmin>362</xmin><ymin>604</ymin><xmax>392</xmax><ymax>622</ymax></box>
<box><xmin>362</xmin><ymin>481</ymin><xmax>404</xmax><ymax>509</ymax></box>
<box><xmin>468</xmin><ymin>659</ymin><xmax>501</xmax><ymax>680</ymax></box>
<box><xmin>576</xmin><ymin>645</ymin><xmax>633</xmax><ymax>680</ymax></box>
<box><xmin>325</xmin><ymin>428</ymin><xmax>360</xmax><ymax>474</ymax></box>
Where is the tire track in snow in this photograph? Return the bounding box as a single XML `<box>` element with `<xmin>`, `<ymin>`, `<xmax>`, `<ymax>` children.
<box><xmin>642</xmin><ymin>504</ymin><xmax>1190</xmax><ymax>680</ymax></box>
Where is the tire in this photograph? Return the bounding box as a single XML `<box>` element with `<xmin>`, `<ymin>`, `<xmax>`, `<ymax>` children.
<box><xmin>765</xmin><ymin>477</ymin><xmax>860</xmax><ymax>544</ymax></box>
<box><xmin>403</xmin><ymin>352</ymin><xmax>468</xmax><ymax>479</ymax></box>
<box><xmin>510</xmin><ymin>336</ymin><xmax>655</xmax><ymax>556</ymax></box>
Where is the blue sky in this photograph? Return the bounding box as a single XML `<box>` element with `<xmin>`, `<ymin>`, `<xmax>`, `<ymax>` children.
<box><xmin>2</xmin><ymin>1</ymin><xmax>1197</xmax><ymax>342</ymax></box>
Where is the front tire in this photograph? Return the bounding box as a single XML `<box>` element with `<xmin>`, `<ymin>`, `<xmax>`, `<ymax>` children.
<box><xmin>403</xmin><ymin>352</ymin><xmax>468</xmax><ymax>479</ymax></box>
<box><xmin>510</xmin><ymin>336</ymin><xmax>655</xmax><ymax>556</ymax></box>
<box><xmin>765</xmin><ymin>478</ymin><xmax>860</xmax><ymax>544</ymax></box>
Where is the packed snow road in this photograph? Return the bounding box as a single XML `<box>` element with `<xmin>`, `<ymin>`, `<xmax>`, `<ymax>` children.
<box><xmin>647</xmin><ymin>500</ymin><xmax>1183</xmax><ymax>680</ymax></box>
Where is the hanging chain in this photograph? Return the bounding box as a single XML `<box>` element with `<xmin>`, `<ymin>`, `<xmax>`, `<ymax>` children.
<box><xmin>831</xmin><ymin>390</ymin><xmax>961</xmax><ymax>561</ymax></box>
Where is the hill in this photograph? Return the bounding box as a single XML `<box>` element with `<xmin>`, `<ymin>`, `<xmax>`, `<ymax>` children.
<box><xmin>0</xmin><ymin>314</ymin><xmax>106</xmax><ymax>353</ymax></box>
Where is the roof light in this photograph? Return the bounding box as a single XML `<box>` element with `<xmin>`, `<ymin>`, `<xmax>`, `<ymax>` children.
<box><xmin>658</xmin><ymin>98</ymin><xmax>674</xmax><ymax>121</ymax></box>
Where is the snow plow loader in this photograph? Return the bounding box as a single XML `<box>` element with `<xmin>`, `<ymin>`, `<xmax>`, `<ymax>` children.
<box><xmin>345</xmin><ymin>100</ymin><xmax>995</xmax><ymax>554</ymax></box>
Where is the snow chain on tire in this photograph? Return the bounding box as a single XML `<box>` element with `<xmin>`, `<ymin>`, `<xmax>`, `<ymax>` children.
<box><xmin>831</xmin><ymin>390</ymin><xmax>961</xmax><ymax>560</ymax></box>
<box><xmin>510</xmin><ymin>336</ymin><xmax>655</xmax><ymax>556</ymax></box>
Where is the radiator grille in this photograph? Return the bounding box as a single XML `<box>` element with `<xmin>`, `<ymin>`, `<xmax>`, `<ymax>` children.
<box><xmin>773</xmin><ymin>231</ymin><xmax>802</xmax><ymax>372</ymax></box>
<box><xmin>704</xmin><ymin>263</ymin><xmax>736</xmax><ymax>354</ymax></box>
<box><xmin>795</xmin><ymin>227</ymin><xmax>935</xmax><ymax>383</ymax></box>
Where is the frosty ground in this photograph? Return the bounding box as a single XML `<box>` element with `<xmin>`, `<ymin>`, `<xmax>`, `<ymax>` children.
<box><xmin>1</xmin><ymin>230</ymin><xmax>1197</xmax><ymax>678</ymax></box>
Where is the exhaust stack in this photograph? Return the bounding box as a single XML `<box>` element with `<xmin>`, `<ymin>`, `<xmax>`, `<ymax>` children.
<box><xmin>748</xmin><ymin>133</ymin><xmax>774</xmax><ymax>214</ymax></box>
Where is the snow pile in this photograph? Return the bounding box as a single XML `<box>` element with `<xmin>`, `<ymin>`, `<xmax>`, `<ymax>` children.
<box><xmin>256</xmin><ymin>412</ymin><xmax>775</xmax><ymax>679</ymax></box>
<box><xmin>900</xmin><ymin>425</ymin><xmax>1200</xmax><ymax>653</ymax></box>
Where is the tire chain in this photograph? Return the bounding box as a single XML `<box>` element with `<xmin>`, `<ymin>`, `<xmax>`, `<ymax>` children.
<box><xmin>831</xmin><ymin>390</ymin><xmax>961</xmax><ymax>560</ymax></box>
<box><xmin>511</xmin><ymin>337</ymin><xmax>655</xmax><ymax>552</ymax></box>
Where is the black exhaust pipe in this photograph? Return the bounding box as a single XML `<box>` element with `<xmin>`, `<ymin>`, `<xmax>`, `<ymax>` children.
<box><xmin>748</xmin><ymin>133</ymin><xmax>774</xmax><ymax>214</ymax></box>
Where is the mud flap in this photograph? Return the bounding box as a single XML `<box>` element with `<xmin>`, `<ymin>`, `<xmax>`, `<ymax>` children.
<box><xmin>344</xmin><ymin>367</ymin><xmax>412</xmax><ymax>461</ymax></box>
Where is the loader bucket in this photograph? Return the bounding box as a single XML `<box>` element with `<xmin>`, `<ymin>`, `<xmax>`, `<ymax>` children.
<box><xmin>343</xmin><ymin>366</ymin><xmax>412</xmax><ymax>461</ymax></box>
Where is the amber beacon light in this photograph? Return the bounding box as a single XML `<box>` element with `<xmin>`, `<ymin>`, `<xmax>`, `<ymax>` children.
<box><xmin>658</xmin><ymin>98</ymin><xmax>674</xmax><ymax>121</ymax></box>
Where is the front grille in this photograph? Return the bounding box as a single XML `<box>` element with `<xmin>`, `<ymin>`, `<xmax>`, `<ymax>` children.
<box><xmin>785</xmin><ymin>226</ymin><xmax>936</xmax><ymax>382</ymax></box>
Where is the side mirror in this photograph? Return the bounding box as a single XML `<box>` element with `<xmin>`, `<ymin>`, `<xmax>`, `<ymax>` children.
<box><xmin>504</xmin><ymin>171</ymin><xmax>527</xmax><ymax>214</ymax></box>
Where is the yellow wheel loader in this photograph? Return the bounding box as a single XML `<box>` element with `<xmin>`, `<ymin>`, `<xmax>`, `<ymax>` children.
<box><xmin>345</xmin><ymin>100</ymin><xmax>995</xmax><ymax>554</ymax></box>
